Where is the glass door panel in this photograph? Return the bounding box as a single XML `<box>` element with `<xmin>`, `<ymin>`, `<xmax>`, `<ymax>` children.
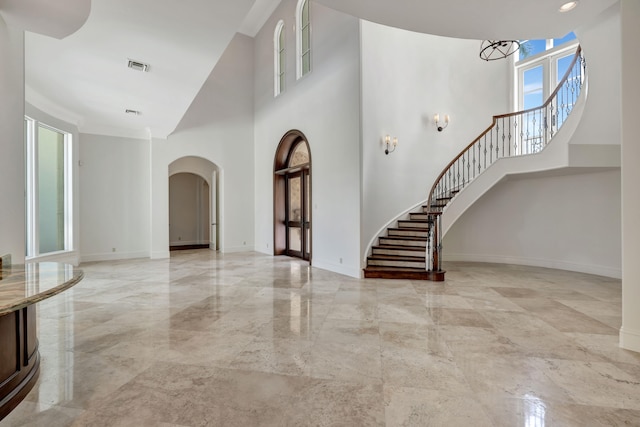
<box><xmin>288</xmin><ymin>175</ymin><xmax>302</xmax><ymax>222</ymax></box>
<box><xmin>289</xmin><ymin>228</ymin><xmax>302</xmax><ymax>252</ymax></box>
<box><xmin>286</xmin><ymin>172</ymin><xmax>304</xmax><ymax>258</ymax></box>
<box><xmin>303</xmin><ymin>170</ymin><xmax>310</xmax><ymax>260</ymax></box>
<box><xmin>38</xmin><ymin>125</ymin><xmax>66</xmax><ymax>254</ymax></box>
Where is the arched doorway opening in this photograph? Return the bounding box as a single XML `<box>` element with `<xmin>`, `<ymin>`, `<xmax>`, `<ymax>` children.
<box><xmin>169</xmin><ymin>173</ymin><xmax>210</xmax><ymax>250</ymax></box>
<box><xmin>274</xmin><ymin>130</ymin><xmax>311</xmax><ymax>262</ymax></box>
<box><xmin>168</xmin><ymin>157</ymin><xmax>220</xmax><ymax>252</ymax></box>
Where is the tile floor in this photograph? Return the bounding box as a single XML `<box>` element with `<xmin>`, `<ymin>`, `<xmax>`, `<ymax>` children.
<box><xmin>4</xmin><ymin>250</ymin><xmax>640</xmax><ymax>426</ymax></box>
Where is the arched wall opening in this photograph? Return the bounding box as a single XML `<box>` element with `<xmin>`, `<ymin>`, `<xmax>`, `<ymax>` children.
<box><xmin>169</xmin><ymin>173</ymin><xmax>210</xmax><ymax>250</ymax></box>
<box><xmin>169</xmin><ymin>156</ymin><xmax>220</xmax><ymax>251</ymax></box>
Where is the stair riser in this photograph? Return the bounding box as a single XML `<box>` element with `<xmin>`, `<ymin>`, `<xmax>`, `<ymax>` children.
<box><xmin>364</xmin><ymin>269</ymin><xmax>445</xmax><ymax>281</ymax></box>
<box><xmin>409</xmin><ymin>214</ymin><xmax>430</xmax><ymax>221</ymax></box>
<box><xmin>397</xmin><ymin>221</ymin><xmax>430</xmax><ymax>229</ymax></box>
<box><xmin>379</xmin><ymin>238</ymin><xmax>426</xmax><ymax>248</ymax></box>
<box><xmin>389</xmin><ymin>229</ymin><xmax>428</xmax><ymax>238</ymax></box>
<box><xmin>372</xmin><ymin>248</ymin><xmax>425</xmax><ymax>257</ymax></box>
<box><xmin>368</xmin><ymin>259</ymin><xmax>426</xmax><ymax>269</ymax></box>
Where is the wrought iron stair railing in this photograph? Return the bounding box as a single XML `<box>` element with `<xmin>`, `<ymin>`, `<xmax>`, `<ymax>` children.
<box><xmin>425</xmin><ymin>46</ymin><xmax>586</xmax><ymax>274</ymax></box>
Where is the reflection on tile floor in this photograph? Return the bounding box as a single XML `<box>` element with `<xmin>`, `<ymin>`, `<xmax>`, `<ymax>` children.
<box><xmin>5</xmin><ymin>251</ymin><xmax>640</xmax><ymax>426</ymax></box>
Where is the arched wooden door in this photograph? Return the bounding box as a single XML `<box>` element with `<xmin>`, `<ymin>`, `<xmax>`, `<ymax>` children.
<box><xmin>274</xmin><ymin>130</ymin><xmax>311</xmax><ymax>262</ymax></box>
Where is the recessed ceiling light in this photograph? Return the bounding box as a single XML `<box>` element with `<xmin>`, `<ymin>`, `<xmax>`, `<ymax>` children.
<box><xmin>125</xmin><ymin>109</ymin><xmax>140</xmax><ymax>115</ymax></box>
<box><xmin>127</xmin><ymin>59</ymin><xmax>149</xmax><ymax>72</ymax></box>
<box><xmin>559</xmin><ymin>1</ymin><xmax>579</xmax><ymax>12</ymax></box>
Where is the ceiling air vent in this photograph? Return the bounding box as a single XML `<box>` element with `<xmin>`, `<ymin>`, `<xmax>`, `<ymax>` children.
<box><xmin>127</xmin><ymin>59</ymin><xmax>149</xmax><ymax>72</ymax></box>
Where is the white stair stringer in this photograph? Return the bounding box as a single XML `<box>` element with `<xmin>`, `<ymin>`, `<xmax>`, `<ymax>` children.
<box><xmin>440</xmin><ymin>85</ymin><xmax>614</xmax><ymax>238</ymax></box>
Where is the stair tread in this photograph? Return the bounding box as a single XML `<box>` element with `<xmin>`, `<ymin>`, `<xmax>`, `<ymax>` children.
<box><xmin>368</xmin><ymin>254</ymin><xmax>426</xmax><ymax>261</ymax></box>
<box><xmin>380</xmin><ymin>236</ymin><xmax>428</xmax><ymax>242</ymax></box>
<box><xmin>388</xmin><ymin>227</ymin><xmax>429</xmax><ymax>231</ymax></box>
<box><xmin>364</xmin><ymin>266</ymin><xmax>430</xmax><ymax>272</ymax></box>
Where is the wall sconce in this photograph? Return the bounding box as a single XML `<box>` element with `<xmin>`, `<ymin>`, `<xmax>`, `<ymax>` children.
<box><xmin>384</xmin><ymin>135</ymin><xmax>398</xmax><ymax>155</ymax></box>
<box><xmin>434</xmin><ymin>114</ymin><xmax>450</xmax><ymax>132</ymax></box>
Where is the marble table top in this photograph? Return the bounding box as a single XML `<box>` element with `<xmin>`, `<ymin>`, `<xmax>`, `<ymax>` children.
<box><xmin>0</xmin><ymin>262</ymin><xmax>84</xmax><ymax>315</ymax></box>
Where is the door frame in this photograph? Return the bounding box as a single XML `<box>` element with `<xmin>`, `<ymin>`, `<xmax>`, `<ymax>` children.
<box><xmin>273</xmin><ymin>130</ymin><xmax>312</xmax><ymax>263</ymax></box>
<box><xmin>284</xmin><ymin>169</ymin><xmax>310</xmax><ymax>260</ymax></box>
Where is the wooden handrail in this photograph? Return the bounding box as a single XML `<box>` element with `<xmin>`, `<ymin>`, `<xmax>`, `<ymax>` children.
<box><xmin>425</xmin><ymin>45</ymin><xmax>585</xmax><ymax>272</ymax></box>
<box><xmin>426</xmin><ymin>45</ymin><xmax>583</xmax><ymax>212</ymax></box>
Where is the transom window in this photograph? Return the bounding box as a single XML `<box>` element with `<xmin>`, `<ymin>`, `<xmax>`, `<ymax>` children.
<box><xmin>296</xmin><ymin>0</ymin><xmax>311</xmax><ymax>79</ymax></box>
<box><xmin>289</xmin><ymin>142</ymin><xmax>309</xmax><ymax>167</ymax></box>
<box><xmin>514</xmin><ymin>32</ymin><xmax>578</xmax><ymax>111</ymax></box>
<box><xmin>25</xmin><ymin>117</ymin><xmax>73</xmax><ymax>257</ymax></box>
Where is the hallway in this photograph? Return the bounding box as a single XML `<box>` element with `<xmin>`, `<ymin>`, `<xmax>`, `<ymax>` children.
<box><xmin>5</xmin><ymin>251</ymin><xmax>639</xmax><ymax>426</ymax></box>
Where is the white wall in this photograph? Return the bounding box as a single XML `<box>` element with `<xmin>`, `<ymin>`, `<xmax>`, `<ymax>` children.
<box><xmin>444</xmin><ymin>169</ymin><xmax>621</xmax><ymax>277</ymax></box>
<box><xmin>360</xmin><ymin>21</ymin><xmax>510</xmax><ymax>261</ymax></box>
<box><xmin>253</xmin><ymin>1</ymin><xmax>362</xmax><ymax>277</ymax></box>
<box><xmin>571</xmin><ymin>3</ymin><xmax>621</xmax><ymax>146</ymax></box>
<box><xmin>150</xmin><ymin>33</ymin><xmax>255</xmax><ymax>257</ymax></box>
<box><xmin>0</xmin><ymin>22</ymin><xmax>25</xmax><ymax>264</ymax></box>
<box><xmin>79</xmin><ymin>133</ymin><xmax>150</xmax><ymax>262</ymax></box>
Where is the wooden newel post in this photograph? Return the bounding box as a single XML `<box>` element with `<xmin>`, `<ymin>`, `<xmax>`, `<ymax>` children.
<box><xmin>432</xmin><ymin>212</ymin><xmax>441</xmax><ymax>272</ymax></box>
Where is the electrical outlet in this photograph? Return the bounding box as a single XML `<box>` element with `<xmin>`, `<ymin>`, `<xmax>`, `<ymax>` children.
<box><xmin>339</xmin><ymin>258</ymin><xmax>343</xmax><ymax>264</ymax></box>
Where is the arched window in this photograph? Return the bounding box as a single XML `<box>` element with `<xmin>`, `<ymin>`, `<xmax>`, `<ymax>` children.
<box><xmin>274</xmin><ymin>20</ymin><xmax>285</xmax><ymax>96</ymax></box>
<box><xmin>295</xmin><ymin>0</ymin><xmax>311</xmax><ymax>79</ymax></box>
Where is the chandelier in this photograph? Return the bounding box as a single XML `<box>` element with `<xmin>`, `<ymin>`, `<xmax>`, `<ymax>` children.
<box><xmin>479</xmin><ymin>40</ymin><xmax>520</xmax><ymax>61</ymax></box>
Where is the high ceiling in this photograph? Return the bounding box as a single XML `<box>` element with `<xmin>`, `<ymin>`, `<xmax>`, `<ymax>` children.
<box><xmin>12</xmin><ymin>0</ymin><xmax>618</xmax><ymax>139</ymax></box>
<box><xmin>314</xmin><ymin>0</ymin><xmax>618</xmax><ymax>40</ymax></box>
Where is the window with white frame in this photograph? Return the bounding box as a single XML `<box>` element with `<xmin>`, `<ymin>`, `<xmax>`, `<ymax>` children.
<box><xmin>296</xmin><ymin>0</ymin><xmax>311</xmax><ymax>79</ymax></box>
<box><xmin>274</xmin><ymin>20</ymin><xmax>285</xmax><ymax>96</ymax></box>
<box><xmin>514</xmin><ymin>32</ymin><xmax>578</xmax><ymax>111</ymax></box>
<box><xmin>25</xmin><ymin>117</ymin><xmax>73</xmax><ymax>257</ymax></box>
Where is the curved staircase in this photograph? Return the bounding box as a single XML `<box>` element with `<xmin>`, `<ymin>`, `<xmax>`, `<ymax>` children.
<box><xmin>364</xmin><ymin>46</ymin><xmax>586</xmax><ymax>281</ymax></box>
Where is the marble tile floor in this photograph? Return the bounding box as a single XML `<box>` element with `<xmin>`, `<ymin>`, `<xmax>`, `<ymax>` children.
<box><xmin>4</xmin><ymin>250</ymin><xmax>640</xmax><ymax>426</ymax></box>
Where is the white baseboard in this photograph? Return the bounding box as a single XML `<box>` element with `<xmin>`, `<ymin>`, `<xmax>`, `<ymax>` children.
<box><xmin>312</xmin><ymin>258</ymin><xmax>361</xmax><ymax>278</ymax></box>
<box><xmin>221</xmin><ymin>246</ymin><xmax>255</xmax><ymax>253</ymax></box>
<box><xmin>81</xmin><ymin>251</ymin><xmax>150</xmax><ymax>263</ymax></box>
<box><xmin>620</xmin><ymin>327</ymin><xmax>640</xmax><ymax>353</ymax></box>
<box><xmin>169</xmin><ymin>240</ymin><xmax>209</xmax><ymax>246</ymax></box>
<box><xmin>27</xmin><ymin>250</ymin><xmax>80</xmax><ymax>266</ymax></box>
<box><xmin>151</xmin><ymin>251</ymin><xmax>170</xmax><ymax>259</ymax></box>
<box><xmin>445</xmin><ymin>252</ymin><xmax>622</xmax><ymax>279</ymax></box>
